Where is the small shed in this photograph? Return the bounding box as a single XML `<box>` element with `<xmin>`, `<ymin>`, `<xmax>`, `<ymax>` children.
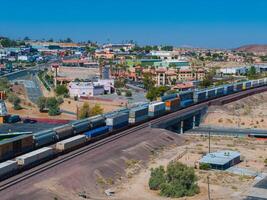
<box><xmin>200</xmin><ymin>150</ymin><xmax>241</xmax><ymax>170</ymax></box>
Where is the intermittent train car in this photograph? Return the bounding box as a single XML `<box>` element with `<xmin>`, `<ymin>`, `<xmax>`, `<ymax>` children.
<box><xmin>56</xmin><ymin>135</ymin><xmax>87</xmax><ymax>151</ymax></box>
<box><xmin>53</xmin><ymin>124</ymin><xmax>74</xmax><ymax>140</ymax></box>
<box><xmin>0</xmin><ymin>135</ymin><xmax>34</xmax><ymax>161</ymax></box>
<box><xmin>178</xmin><ymin>91</ymin><xmax>194</xmax><ymax>107</ymax></box>
<box><xmin>106</xmin><ymin>112</ymin><xmax>129</xmax><ymax>130</ymax></box>
<box><xmin>193</xmin><ymin>90</ymin><xmax>207</xmax><ymax>103</ymax></box>
<box><xmin>0</xmin><ymin>77</ymin><xmax>267</xmax><ymax>164</ymax></box>
<box><xmin>33</xmin><ymin>130</ymin><xmax>57</xmax><ymax>147</ymax></box>
<box><xmin>129</xmin><ymin>105</ymin><xmax>149</xmax><ymax>123</ymax></box>
<box><xmin>148</xmin><ymin>101</ymin><xmax>166</xmax><ymax>117</ymax></box>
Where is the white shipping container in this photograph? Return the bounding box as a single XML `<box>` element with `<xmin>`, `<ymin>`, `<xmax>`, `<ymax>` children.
<box><xmin>56</xmin><ymin>135</ymin><xmax>86</xmax><ymax>151</ymax></box>
<box><xmin>16</xmin><ymin>147</ymin><xmax>53</xmax><ymax>166</ymax></box>
<box><xmin>0</xmin><ymin>160</ymin><xmax>18</xmax><ymax>177</ymax></box>
<box><xmin>149</xmin><ymin>102</ymin><xmax>165</xmax><ymax>112</ymax></box>
<box><xmin>129</xmin><ymin>115</ymin><xmax>148</xmax><ymax>124</ymax></box>
<box><xmin>106</xmin><ymin>113</ymin><xmax>129</xmax><ymax>126</ymax></box>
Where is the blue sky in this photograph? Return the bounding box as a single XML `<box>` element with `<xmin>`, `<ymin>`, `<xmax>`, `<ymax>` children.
<box><xmin>0</xmin><ymin>0</ymin><xmax>267</xmax><ymax>48</ymax></box>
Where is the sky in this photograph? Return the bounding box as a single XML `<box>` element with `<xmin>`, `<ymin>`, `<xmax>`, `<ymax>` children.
<box><xmin>0</xmin><ymin>0</ymin><xmax>267</xmax><ymax>48</ymax></box>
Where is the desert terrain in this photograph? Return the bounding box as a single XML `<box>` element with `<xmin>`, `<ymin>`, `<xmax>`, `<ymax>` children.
<box><xmin>203</xmin><ymin>91</ymin><xmax>267</xmax><ymax>129</ymax></box>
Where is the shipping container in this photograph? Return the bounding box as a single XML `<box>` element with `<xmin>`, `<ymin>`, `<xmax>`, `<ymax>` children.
<box><xmin>148</xmin><ymin>102</ymin><xmax>166</xmax><ymax>117</ymax></box>
<box><xmin>56</xmin><ymin>135</ymin><xmax>87</xmax><ymax>151</ymax></box>
<box><xmin>129</xmin><ymin>106</ymin><xmax>148</xmax><ymax>118</ymax></box>
<box><xmin>206</xmin><ymin>88</ymin><xmax>216</xmax><ymax>99</ymax></box>
<box><xmin>84</xmin><ymin>126</ymin><xmax>110</xmax><ymax>138</ymax></box>
<box><xmin>252</xmin><ymin>80</ymin><xmax>259</xmax><ymax>87</ymax></box>
<box><xmin>234</xmin><ymin>82</ymin><xmax>243</xmax><ymax>92</ymax></box>
<box><xmin>223</xmin><ymin>84</ymin><xmax>234</xmax><ymax>95</ymax></box>
<box><xmin>16</xmin><ymin>147</ymin><xmax>53</xmax><ymax>166</ymax></box>
<box><xmin>106</xmin><ymin>112</ymin><xmax>129</xmax><ymax>126</ymax></box>
<box><xmin>165</xmin><ymin>97</ymin><xmax>180</xmax><ymax>111</ymax></box>
<box><xmin>149</xmin><ymin>102</ymin><xmax>165</xmax><ymax>112</ymax></box>
<box><xmin>89</xmin><ymin>115</ymin><xmax>106</xmax><ymax>129</ymax></box>
<box><xmin>178</xmin><ymin>91</ymin><xmax>194</xmax><ymax>102</ymax></box>
<box><xmin>214</xmin><ymin>87</ymin><xmax>224</xmax><ymax>97</ymax></box>
<box><xmin>33</xmin><ymin>130</ymin><xmax>57</xmax><ymax>147</ymax></box>
<box><xmin>243</xmin><ymin>81</ymin><xmax>252</xmax><ymax>90</ymax></box>
<box><xmin>0</xmin><ymin>160</ymin><xmax>18</xmax><ymax>177</ymax></box>
<box><xmin>0</xmin><ymin>134</ymin><xmax>34</xmax><ymax>161</ymax></box>
<box><xmin>53</xmin><ymin>124</ymin><xmax>74</xmax><ymax>140</ymax></box>
<box><xmin>71</xmin><ymin>120</ymin><xmax>90</xmax><ymax>134</ymax></box>
<box><xmin>129</xmin><ymin>115</ymin><xmax>148</xmax><ymax>123</ymax></box>
<box><xmin>180</xmin><ymin>99</ymin><xmax>194</xmax><ymax>108</ymax></box>
<box><xmin>193</xmin><ymin>91</ymin><xmax>206</xmax><ymax>103</ymax></box>
<box><xmin>109</xmin><ymin>121</ymin><xmax>129</xmax><ymax>130</ymax></box>
<box><xmin>159</xmin><ymin>93</ymin><xmax>177</xmax><ymax>102</ymax></box>
<box><xmin>259</xmin><ymin>79</ymin><xmax>264</xmax><ymax>86</ymax></box>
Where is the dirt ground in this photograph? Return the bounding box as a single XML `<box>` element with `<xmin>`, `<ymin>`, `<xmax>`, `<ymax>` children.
<box><xmin>6</xmin><ymin>83</ymin><xmax>121</xmax><ymax>120</ymax></box>
<box><xmin>203</xmin><ymin>91</ymin><xmax>267</xmax><ymax>129</ymax></box>
<box><xmin>114</xmin><ymin>135</ymin><xmax>267</xmax><ymax>200</ymax></box>
<box><xmin>0</xmin><ymin>128</ymin><xmax>184</xmax><ymax>200</ymax></box>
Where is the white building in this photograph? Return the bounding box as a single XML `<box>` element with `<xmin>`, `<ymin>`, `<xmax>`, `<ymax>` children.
<box><xmin>95</xmin><ymin>79</ymin><xmax>114</xmax><ymax>93</ymax></box>
<box><xmin>218</xmin><ymin>66</ymin><xmax>248</xmax><ymax>75</ymax></box>
<box><xmin>68</xmin><ymin>82</ymin><xmax>104</xmax><ymax>97</ymax></box>
<box><xmin>17</xmin><ymin>55</ymin><xmax>29</xmax><ymax>61</ymax></box>
<box><xmin>68</xmin><ymin>79</ymin><xmax>114</xmax><ymax>97</ymax></box>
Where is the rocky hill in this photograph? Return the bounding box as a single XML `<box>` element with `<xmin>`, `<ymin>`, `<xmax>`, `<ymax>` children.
<box><xmin>235</xmin><ymin>44</ymin><xmax>267</xmax><ymax>54</ymax></box>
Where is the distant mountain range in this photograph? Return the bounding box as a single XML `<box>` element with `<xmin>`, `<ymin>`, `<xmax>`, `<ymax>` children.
<box><xmin>235</xmin><ymin>44</ymin><xmax>267</xmax><ymax>54</ymax></box>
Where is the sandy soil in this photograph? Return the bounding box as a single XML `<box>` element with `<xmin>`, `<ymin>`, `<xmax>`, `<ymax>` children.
<box><xmin>203</xmin><ymin>91</ymin><xmax>267</xmax><ymax>129</ymax></box>
<box><xmin>6</xmin><ymin>83</ymin><xmax>120</xmax><ymax>120</ymax></box>
<box><xmin>114</xmin><ymin>135</ymin><xmax>267</xmax><ymax>200</ymax></box>
<box><xmin>0</xmin><ymin>128</ymin><xmax>184</xmax><ymax>200</ymax></box>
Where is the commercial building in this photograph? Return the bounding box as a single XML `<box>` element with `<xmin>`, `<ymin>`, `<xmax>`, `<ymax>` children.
<box><xmin>68</xmin><ymin>79</ymin><xmax>114</xmax><ymax>97</ymax></box>
<box><xmin>200</xmin><ymin>150</ymin><xmax>241</xmax><ymax>170</ymax></box>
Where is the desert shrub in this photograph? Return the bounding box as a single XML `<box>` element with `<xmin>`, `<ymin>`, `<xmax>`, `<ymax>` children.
<box><xmin>149</xmin><ymin>166</ymin><xmax>166</xmax><ymax>190</ymax></box>
<box><xmin>199</xmin><ymin>163</ymin><xmax>211</xmax><ymax>170</ymax></box>
<box><xmin>149</xmin><ymin>162</ymin><xmax>199</xmax><ymax>198</ymax></box>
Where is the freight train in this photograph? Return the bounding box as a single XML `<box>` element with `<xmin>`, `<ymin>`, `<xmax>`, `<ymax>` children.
<box><xmin>0</xmin><ymin>78</ymin><xmax>267</xmax><ymax>178</ymax></box>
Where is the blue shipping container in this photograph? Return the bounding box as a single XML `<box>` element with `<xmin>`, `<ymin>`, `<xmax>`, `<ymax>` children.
<box><xmin>180</xmin><ymin>99</ymin><xmax>194</xmax><ymax>108</ymax></box>
<box><xmin>108</xmin><ymin>121</ymin><xmax>129</xmax><ymax>130</ymax></box>
<box><xmin>84</xmin><ymin>126</ymin><xmax>110</xmax><ymax>138</ymax></box>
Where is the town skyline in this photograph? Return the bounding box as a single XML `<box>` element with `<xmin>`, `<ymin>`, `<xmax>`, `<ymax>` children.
<box><xmin>1</xmin><ymin>0</ymin><xmax>267</xmax><ymax>48</ymax></box>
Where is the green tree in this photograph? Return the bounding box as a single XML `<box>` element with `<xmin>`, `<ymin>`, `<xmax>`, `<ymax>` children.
<box><xmin>125</xmin><ymin>90</ymin><xmax>132</xmax><ymax>97</ymax></box>
<box><xmin>148</xmin><ymin>162</ymin><xmax>199</xmax><ymax>198</ymax></box>
<box><xmin>247</xmin><ymin>66</ymin><xmax>257</xmax><ymax>79</ymax></box>
<box><xmin>55</xmin><ymin>85</ymin><xmax>68</xmax><ymax>96</ymax></box>
<box><xmin>46</xmin><ymin>97</ymin><xmax>61</xmax><ymax>116</ymax></box>
<box><xmin>146</xmin><ymin>87</ymin><xmax>159</xmax><ymax>101</ymax></box>
<box><xmin>78</xmin><ymin>102</ymin><xmax>90</xmax><ymax>119</ymax></box>
<box><xmin>8</xmin><ymin>94</ymin><xmax>22</xmax><ymax>110</ymax></box>
<box><xmin>149</xmin><ymin>166</ymin><xmax>166</xmax><ymax>190</ymax></box>
<box><xmin>0</xmin><ymin>78</ymin><xmax>10</xmax><ymax>92</ymax></box>
<box><xmin>161</xmin><ymin>46</ymin><xmax>173</xmax><ymax>51</ymax></box>
<box><xmin>90</xmin><ymin>104</ymin><xmax>103</xmax><ymax>116</ymax></box>
<box><xmin>143</xmin><ymin>73</ymin><xmax>155</xmax><ymax>90</ymax></box>
<box><xmin>37</xmin><ymin>97</ymin><xmax>47</xmax><ymax>112</ymax></box>
<box><xmin>48</xmin><ymin>106</ymin><xmax>60</xmax><ymax>116</ymax></box>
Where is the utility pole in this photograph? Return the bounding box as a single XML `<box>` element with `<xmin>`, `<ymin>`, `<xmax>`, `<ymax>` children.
<box><xmin>208</xmin><ymin>130</ymin><xmax>211</xmax><ymax>153</ymax></box>
<box><xmin>207</xmin><ymin>175</ymin><xmax>211</xmax><ymax>200</ymax></box>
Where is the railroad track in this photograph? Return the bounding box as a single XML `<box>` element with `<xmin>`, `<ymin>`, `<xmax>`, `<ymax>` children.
<box><xmin>0</xmin><ymin>85</ymin><xmax>266</xmax><ymax>191</ymax></box>
<box><xmin>0</xmin><ymin>123</ymin><xmax>149</xmax><ymax>191</ymax></box>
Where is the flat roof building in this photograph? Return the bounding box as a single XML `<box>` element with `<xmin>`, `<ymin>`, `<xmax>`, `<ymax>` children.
<box><xmin>200</xmin><ymin>150</ymin><xmax>241</xmax><ymax>170</ymax></box>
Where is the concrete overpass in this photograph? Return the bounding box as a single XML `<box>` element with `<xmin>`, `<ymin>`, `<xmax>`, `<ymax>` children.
<box><xmin>152</xmin><ymin>86</ymin><xmax>267</xmax><ymax>134</ymax></box>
